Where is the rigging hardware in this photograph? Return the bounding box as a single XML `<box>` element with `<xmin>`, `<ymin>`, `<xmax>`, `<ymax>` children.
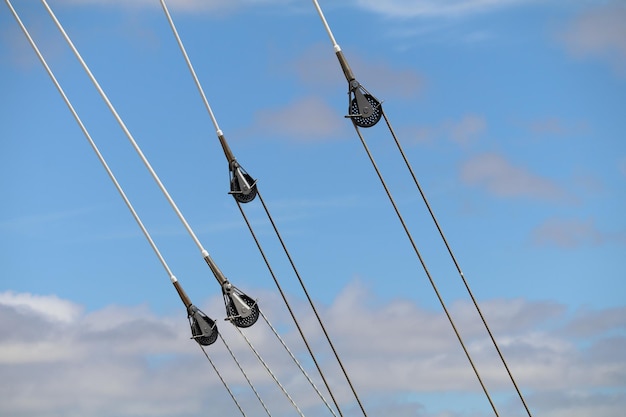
<box><xmin>40</xmin><ymin>0</ymin><xmax>260</xmax><ymax>328</ymax></box>
<box><xmin>6</xmin><ymin>0</ymin><xmax>218</xmax><ymax>348</ymax></box>
<box><xmin>159</xmin><ymin>3</ymin><xmax>345</xmax><ymax>415</ymax></box>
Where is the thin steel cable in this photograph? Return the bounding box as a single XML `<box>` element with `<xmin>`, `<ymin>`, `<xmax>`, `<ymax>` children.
<box><xmin>232</xmin><ymin>322</ymin><xmax>306</xmax><ymax>417</ymax></box>
<box><xmin>235</xmin><ymin>200</ymin><xmax>343</xmax><ymax>417</ymax></box>
<box><xmin>200</xmin><ymin>344</ymin><xmax>248</xmax><ymax>417</ymax></box>
<box><xmin>6</xmin><ymin>5</ymin><xmax>246</xmax><ymax>415</ymax></box>
<box><xmin>257</xmin><ymin>191</ymin><xmax>369</xmax><ymax>417</ymax></box>
<box><xmin>219</xmin><ymin>333</ymin><xmax>273</xmax><ymax>417</ymax></box>
<box><xmin>382</xmin><ymin>111</ymin><xmax>533</xmax><ymax>417</ymax></box>
<box><xmin>308</xmin><ymin>2</ymin><xmax>509</xmax><ymax>414</ymax></box>
<box><xmin>259</xmin><ymin>309</ymin><xmax>338</xmax><ymax>417</ymax></box>
<box><xmin>159</xmin><ymin>2</ymin><xmax>343</xmax><ymax>413</ymax></box>
<box><xmin>40</xmin><ymin>0</ymin><xmax>208</xmax><ymax>257</ymax></box>
<box><xmin>351</xmin><ymin>123</ymin><xmax>501</xmax><ymax>417</ymax></box>
<box><xmin>160</xmin><ymin>0</ymin><xmax>343</xmax><ymax>411</ymax></box>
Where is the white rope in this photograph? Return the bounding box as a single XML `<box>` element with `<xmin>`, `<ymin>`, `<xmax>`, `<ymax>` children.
<box><xmin>159</xmin><ymin>0</ymin><xmax>222</xmax><ymax>136</ymax></box>
<box><xmin>311</xmin><ymin>0</ymin><xmax>341</xmax><ymax>52</ymax></box>
<box><xmin>260</xmin><ymin>309</ymin><xmax>338</xmax><ymax>417</ymax></box>
<box><xmin>233</xmin><ymin>323</ymin><xmax>306</xmax><ymax>417</ymax></box>
<box><xmin>157</xmin><ymin>5</ymin><xmax>339</xmax><ymax>414</ymax></box>
<box><xmin>6</xmin><ymin>4</ymin><xmax>247</xmax><ymax>415</ymax></box>
<box><xmin>40</xmin><ymin>0</ymin><xmax>208</xmax><ymax>257</ymax></box>
<box><xmin>5</xmin><ymin>0</ymin><xmax>178</xmax><ymax>286</ymax></box>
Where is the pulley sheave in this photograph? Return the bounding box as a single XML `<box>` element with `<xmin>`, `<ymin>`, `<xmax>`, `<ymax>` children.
<box><xmin>222</xmin><ymin>280</ymin><xmax>260</xmax><ymax>328</ymax></box>
<box><xmin>230</xmin><ymin>171</ymin><xmax>258</xmax><ymax>203</ymax></box>
<box><xmin>348</xmin><ymin>91</ymin><xmax>382</xmax><ymax>128</ymax></box>
<box><xmin>188</xmin><ymin>305</ymin><xmax>218</xmax><ymax>346</ymax></box>
<box><xmin>223</xmin><ymin>288</ymin><xmax>259</xmax><ymax>328</ymax></box>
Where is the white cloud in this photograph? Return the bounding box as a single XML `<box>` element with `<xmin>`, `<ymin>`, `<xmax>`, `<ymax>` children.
<box><xmin>402</xmin><ymin>113</ymin><xmax>487</xmax><ymax>146</ymax></box>
<box><xmin>0</xmin><ymin>291</ymin><xmax>83</xmax><ymax>323</ymax></box>
<box><xmin>532</xmin><ymin>217</ymin><xmax>626</xmax><ymax>248</ymax></box>
<box><xmin>619</xmin><ymin>157</ymin><xmax>626</xmax><ymax>178</ymax></box>
<box><xmin>460</xmin><ymin>152</ymin><xmax>574</xmax><ymax>203</ymax></box>
<box><xmin>525</xmin><ymin>117</ymin><xmax>589</xmax><ymax>137</ymax></box>
<box><xmin>446</xmin><ymin>114</ymin><xmax>487</xmax><ymax>145</ymax></box>
<box><xmin>57</xmin><ymin>0</ymin><xmax>296</xmax><ymax>14</ymax></box>
<box><xmin>558</xmin><ymin>2</ymin><xmax>626</xmax><ymax>76</ymax></box>
<box><xmin>250</xmin><ymin>96</ymin><xmax>348</xmax><ymax>142</ymax></box>
<box><xmin>0</xmin><ymin>287</ymin><xmax>624</xmax><ymax>417</ymax></box>
<box><xmin>353</xmin><ymin>0</ymin><xmax>533</xmax><ymax>18</ymax></box>
<box><xmin>292</xmin><ymin>43</ymin><xmax>425</xmax><ymax>99</ymax></box>
<box><xmin>53</xmin><ymin>0</ymin><xmax>534</xmax><ymax>17</ymax></box>
<box><xmin>562</xmin><ymin>306</ymin><xmax>626</xmax><ymax>338</ymax></box>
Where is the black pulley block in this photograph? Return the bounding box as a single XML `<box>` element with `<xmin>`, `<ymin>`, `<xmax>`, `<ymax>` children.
<box><xmin>190</xmin><ymin>309</ymin><xmax>218</xmax><ymax>346</ymax></box>
<box><xmin>226</xmin><ymin>294</ymin><xmax>259</xmax><ymax>328</ymax></box>
<box><xmin>349</xmin><ymin>93</ymin><xmax>382</xmax><ymax>128</ymax></box>
<box><xmin>230</xmin><ymin>173</ymin><xmax>258</xmax><ymax>203</ymax></box>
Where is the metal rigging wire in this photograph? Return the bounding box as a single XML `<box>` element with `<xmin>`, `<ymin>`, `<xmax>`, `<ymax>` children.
<box><xmin>157</xmin><ymin>1</ymin><xmax>349</xmax><ymax>416</ymax></box>
<box><xmin>255</xmin><ymin>191</ymin><xmax>368</xmax><ymax>416</ymax></box>
<box><xmin>3</xmin><ymin>2</ymin><xmax>251</xmax><ymax>414</ymax></box>
<box><xmin>235</xmin><ymin>200</ymin><xmax>340</xmax><ymax>417</ymax></box>
<box><xmin>233</xmin><ymin>319</ymin><xmax>306</xmax><ymax>417</ymax></box>
<box><xmin>218</xmin><ymin>333</ymin><xmax>273</xmax><ymax>417</ymax></box>
<box><xmin>311</xmin><ymin>0</ymin><xmax>499</xmax><ymax>414</ymax></box>
<box><xmin>351</xmin><ymin>124</ymin><xmax>500</xmax><ymax>416</ymax></box>
<box><xmin>33</xmin><ymin>1</ymin><xmax>335</xmax><ymax>415</ymax></box>
<box><xmin>258</xmin><ymin>309</ymin><xmax>338</xmax><ymax>417</ymax></box>
<box><xmin>382</xmin><ymin>114</ymin><xmax>535</xmax><ymax>417</ymax></box>
<box><xmin>309</xmin><ymin>1</ymin><xmax>535</xmax><ymax>416</ymax></box>
<box><xmin>39</xmin><ymin>0</ymin><xmax>260</xmax><ymax>330</ymax></box>
<box><xmin>199</xmin><ymin>344</ymin><xmax>249</xmax><ymax>417</ymax></box>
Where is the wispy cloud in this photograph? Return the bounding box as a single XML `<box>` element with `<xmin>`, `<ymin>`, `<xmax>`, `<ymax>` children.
<box><xmin>1</xmin><ymin>287</ymin><xmax>624</xmax><ymax>417</ymax></box>
<box><xmin>403</xmin><ymin>113</ymin><xmax>487</xmax><ymax>146</ymax></box>
<box><xmin>57</xmin><ymin>0</ymin><xmax>263</xmax><ymax>14</ymax></box>
<box><xmin>1</xmin><ymin>14</ymin><xmax>69</xmax><ymax>70</ymax></box>
<box><xmin>561</xmin><ymin>305</ymin><xmax>626</xmax><ymax>338</ymax></box>
<box><xmin>0</xmin><ymin>207</ymin><xmax>97</xmax><ymax>235</ymax></box>
<box><xmin>292</xmin><ymin>43</ymin><xmax>425</xmax><ymax>99</ymax></box>
<box><xmin>460</xmin><ymin>152</ymin><xmax>575</xmax><ymax>203</ymax></box>
<box><xmin>249</xmin><ymin>96</ymin><xmax>348</xmax><ymax>142</ymax></box>
<box><xmin>532</xmin><ymin>217</ymin><xmax>626</xmax><ymax>248</ymax></box>
<box><xmin>524</xmin><ymin>116</ymin><xmax>589</xmax><ymax>137</ymax></box>
<box><xmin>54</xmin><ymin>0</ymin><xmax>534</xmax><ymax>18</ymax></box>
<box><xmin>619</xmin><ymin>157</ymin><xmax>626</xmax><ymax>179</ymax></box>
<box><xmin>558</xmin><ymin>2</ymin><xmax>626</xmax><ymax>76</ymax></box>
<box><xmin>447</xmin><ymin>113</ymin><xmax>487</xmax><ymax>145</ymax></box>
<box><xmin>353</xmin><ymin>0</ymin><xmax>534</xmax><ymax>18</ymax></box>
<box><xmin>53</xmin><ymin>0</ymin><xmax>312</xmax><ymax>17</ymax></box>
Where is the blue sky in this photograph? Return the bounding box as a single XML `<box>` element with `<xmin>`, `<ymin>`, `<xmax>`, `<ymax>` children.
<box><xmin>1</xmin><ymin>1</ymin><xmax>625</xmax><ymax>416</ymax></box>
